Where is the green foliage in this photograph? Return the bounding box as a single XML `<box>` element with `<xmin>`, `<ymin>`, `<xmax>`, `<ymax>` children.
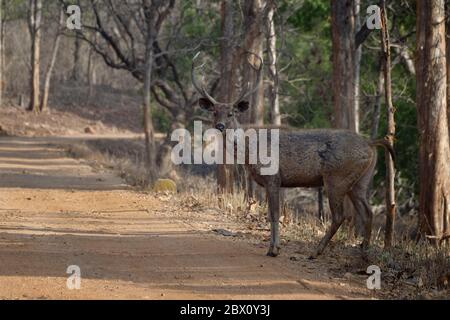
<box><xmin>3</xmin><ymin>0</ymin><xmax>28</xmax><ymax>20</ymax></box>
<box><xmin>152</xmin><ymin>107</ymin><xmax>171</xmax><ymax>133</ymax></box>
<box><xmin>359</xmin><ymin>0</ymin><xmax>418</xmax><ymax>201</ymax></box>
<box><xmin>285</xmin><ymin>0</ymin><xmax>330</xmax><ymax>33</ymax></box>
<box><xmin>274</xmin><ymin>0</ymin><xmax>419</xmax><ymax>202</ymax></box>
<box><xmin>277</xmin><ymin>0</ymin><xmax>332</xmax><ymax>129</ymax></box>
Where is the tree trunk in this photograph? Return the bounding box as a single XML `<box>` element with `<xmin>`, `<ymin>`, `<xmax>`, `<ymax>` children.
<box><xmin>86</xmin><ymin>49</ymin><xmax>94</xmax><ymax>103</ymax></box>
<box><xmin>0</xmin><ymin>0</ymin><xmax>3</xmax><ymax>107</ymax></box>
<box><xmin>143</xmin><ymin>32</ymin><xmax>157</xmax><ymax>185</ymax></box>
<box><xmin>72</xmin><ymin>36</ymin><xmax>81</xmax><ymax>82</ymax></box>
<box><xmin>366</xmin><ymin>55</ymin><xmax>385</xmax><ymax>210</ymax></box>
<box><xmin>354</xmin><ymin>0</ymin><xmax>361</xmax><ymax>133</ymax></box>
<box><xmin>40</xmin><ymin>8</ymin><xmax>64</xmax><ymax>112</ymax></box>
<box><xmin>416</xmin><ymin>0</ymin><xmax>450</xmax><ymax>244</ymax></box>
<box><xmin>217</xmin><ymin>0</ymin><xmax>239</xmax><ymax>194</ymax></box>
<box><xmin>86</xmin><ymin>34</ymin><xmax>97</xmax><ymax>104</ymax></box>
<box><xmin>265</xmin><ymin>0</ymin><xmax>280</xmax><ymax>126</ymax></box>
<box><xmin>71</xmin><ymin>0</ymin><xmax>81</xmax><ymax>82</ymax></box>
<box><xmin>447</xmin><ymin>0</ymin><xmax>450</xmax><ymax>135</ymax></box>
<box><xmin>371</xmin><ymin>56</ymin><xmax>384</xmax><ymax>140</ymax></box>
<box><xmin>380</xmin><ymin>1</ymin><xmax>397</xmax><ymax>248</ymax></box>
<box><xmin>331</xmin><ymin>0</ymin><xmax>356</xmax><ymax>131</ymax></box>
<box><xmin>242</xmin><ymin>0</ymin><xmax>264</xmax><ymax>126</ymax></box>
<box><xmin>28</xmin><ymin>0</ymin><xmax>42</xmax><ymax>112</ymax></box>
<box><xmin>331</xmin><ymin>0</ymin><xmax>358</xmax><ymax>236</ymax></box>
<box><xmin>394</xmin><ymin>45</ymin><xmax>416</xmax><ymax>76</ymax></box>
<box><xmin>241</xmin><ymin>0</ymin><xmax>265</xmax><ymax>200</ymax></box>
<box><xmin>157</xmin><ymin>113</ymin><xmax>186</xmax><ymax>178</ymax></box>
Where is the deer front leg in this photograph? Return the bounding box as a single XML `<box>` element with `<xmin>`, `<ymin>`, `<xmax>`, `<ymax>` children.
<box><xmin>266</xmin><ymin>183</ymin><xmax>281</xmax><ymax>257</ymax></box>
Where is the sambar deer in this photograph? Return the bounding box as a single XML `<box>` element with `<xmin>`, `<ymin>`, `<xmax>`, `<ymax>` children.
<box><xmin>192</xmin><ymin>53</ymin><xmax>394</xmax><ymax>259</ymax></box>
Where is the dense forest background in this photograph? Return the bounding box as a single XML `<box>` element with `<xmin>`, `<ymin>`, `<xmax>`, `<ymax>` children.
<box><xmin>0</xmin><ymin>0</ymin><xmax>419</xmax><ymax>200</ymax></box>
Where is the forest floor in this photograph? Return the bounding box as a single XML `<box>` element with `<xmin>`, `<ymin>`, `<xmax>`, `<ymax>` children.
<box><xmin>0</xmin><ymin>135</ymin><xmax>374</xmax><ymax>299</ymax></box>
<box><xmin>1</xmin><ymin>99</ymin><xmax>447</xmax><ymax>300</ymax></box>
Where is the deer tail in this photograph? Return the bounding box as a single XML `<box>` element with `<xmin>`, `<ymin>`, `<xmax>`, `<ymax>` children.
<box><xmin>370</xmin><ymin>139</ymin><xmax>396</xmax><ymax>164</ymax></box>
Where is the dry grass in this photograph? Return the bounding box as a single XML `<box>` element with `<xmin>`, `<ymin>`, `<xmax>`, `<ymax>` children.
<box><xmin>373</xmin><ymin>240</ymin><xmax>450</xmax><ymax>299</ymax></box>
<box><xmin>66</xmin><ymin>142</ymin><xmax>149</xmax><ymax>187</ymax></box>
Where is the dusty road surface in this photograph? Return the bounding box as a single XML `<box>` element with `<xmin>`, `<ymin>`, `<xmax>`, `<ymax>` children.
<box><xmin>0</xmin><ymin>136</ymin><xmax>370</xmax><ymax>299</ymax></box>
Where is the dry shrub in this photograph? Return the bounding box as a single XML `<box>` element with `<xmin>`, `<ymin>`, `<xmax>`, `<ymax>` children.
<box><xmin>374</xmin><ymin>239</ymin><xmax>450</xmax><ymax>299</ymax></box>
<box><xmin>66</xmin><ymin>142</ymin><xmax>148</xmax><ymax>187</ymax></box>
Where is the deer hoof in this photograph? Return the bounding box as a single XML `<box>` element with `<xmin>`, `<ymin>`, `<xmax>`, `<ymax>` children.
<box><xmin>267</xmin><ymin>246</ymin><xmax>280</xmax><ymax>257</ymax></box>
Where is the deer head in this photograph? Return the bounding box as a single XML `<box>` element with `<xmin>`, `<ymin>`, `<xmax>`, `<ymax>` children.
<box><xmin>191</xmin><ymin>52</ymin><xmax>263</xmax><ymax>132</ymax></box>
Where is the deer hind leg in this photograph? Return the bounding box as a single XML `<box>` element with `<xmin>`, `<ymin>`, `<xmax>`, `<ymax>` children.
<box><xmin>350</xmin><ymin>153</ymin><xmax>377</xmax><ymax>258</ymax></box>
<box><xmin>266</xmin><ymin>180</ymin><xmax>281</xmax><ymax>257</ymax></box>
<box><xmin>309</xmin><ymin>184</ymin><xmax>346</xmax><ymax>259</ymax></box>
<box><xmin>349</xmin><ymin>182</ymin><xmax>375</xmax><ymax>258</ymax></box>
<box><xmin>349</xmin><ymin>190</ymin><xmax>373</xmax><ymax>259</ymax></box>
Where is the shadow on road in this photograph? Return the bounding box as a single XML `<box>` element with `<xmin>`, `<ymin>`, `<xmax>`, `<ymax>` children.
<box><xmin>0</xmin><ymin>136</ymin><xmax>127</xmax><ymax>191</ymax></box>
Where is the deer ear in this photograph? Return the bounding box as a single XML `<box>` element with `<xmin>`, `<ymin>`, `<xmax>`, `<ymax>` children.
<box><xmin>199</xmin><ymin>98</ymin><xmax>215</xmax><ymax>111</ymax></box>
<box><xmin>235</xmin><ymin>101</ymin><xmax>249</xmax><ymax>113</ymax></box>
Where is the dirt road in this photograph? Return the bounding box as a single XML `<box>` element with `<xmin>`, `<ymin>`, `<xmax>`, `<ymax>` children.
<box><xmin>0</xmin><ymin>136</ymin><xmax>370</xmax><ymax>299</ymax></box>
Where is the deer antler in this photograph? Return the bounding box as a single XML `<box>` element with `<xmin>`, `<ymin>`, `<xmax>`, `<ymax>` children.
<box><xmin>231</xmin><ymin>51</ymin><xmax>263</xmax><ymax>106</ymax></box>
<box><xmin>191</xmin><ymin>51</ymin><xmax>263</xmax><ymax>106</ymax></box>
<box><xmin>191</xmin><ymin>52</ymin><xmax>220</xmax><ymax>105</ymax></box>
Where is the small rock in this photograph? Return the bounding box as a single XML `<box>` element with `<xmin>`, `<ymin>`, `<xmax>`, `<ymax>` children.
<box><xmin>84</xmin><ymin>126</ymin><xmax>95</xmax><ymax>134</ymax></box>
<box><xmin>153</xmin><ymin>179</ymin><xmax>177</xmax><ymax>193</ymax></box>
<box><xmin>0</xmin><ymin>125</ymin><xmax>8</xmax><ymax>136</ymax></box>
<box><xmin>344</xmin><ymin>272</ymin><xmax>352</xmax><ymax>279</ymax></box>
<box><xmin>213</xmin><ymin>229</ymin><xmax>235</xmax><ymax>237</ymax></box>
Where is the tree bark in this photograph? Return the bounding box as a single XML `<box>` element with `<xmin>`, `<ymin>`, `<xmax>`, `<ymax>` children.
<box><xmin>28</xmin><ymin>0</ymin><xmax>42</xmax><ymax>112</ymax></box>
<box><xmin>242</xmin><ymin>0</ymin><xmax>264</xmax><ymax>126</ymax></box>
<box><xmin>217</xmin><ymin>0</ymin><xmax>239</xmax><ymax>194</ymax></box>
<box><xmin>242</xmin><ymin>0</ymin><xmax>265</xmax><ymax>199</ymax></box>
<box><xmin>371</xmin><ymin>56</ymin><xmax>384</xmax><ymax>140</ymax></box>
<box><xmin>143</xmin><ymin>32</ymin><xmax>157</xmax><ymax>185</ymax></box>
<box><xmin>0</xmin><ymin>0</ymin><xmax>3</xmax><ymax>107</ymax></box>
<box><xmin>380</xmin><ymin>1</ymin><xmax>397</xmax><ymax>248</ymax></box>
<box><xmin>72</xmin><ymin>36</ymin><xmax>81</xmax><ymax>82</ymax></box>
<box><xmin>265</xmin><ymin>0</ymin><xmax>280</xmax><ymax>126</ymax></box>
<box><xmin>354</xmin><ymin>0</ymin><xmax>361</xmax><ymax>133</ymax></box>
<box><xmin>70</xmin><ymin>0</ymin><xmax>81</xmax><ymax>82</ymax></box>
<box><xmin>331</xmin><ymin>0</ymin><xmax>358</xmax><ymax>236</ymax></box>
<box><xmin>40</xmin><ymin>8</ymin><xmax>64</xmax><ymax>112</ymax></box>
<box><xmin>86</xmin><ymin>32</ymin><xmax>98</xmax><ymax>104</ymax></box>
<box><xmin>447</xmin><ymin>0</ymin><xmax>450</xmax><ymax>135</ymax></box>
<box><xmin>157</xmin><ymin>113</ymin><xmax>186</xmax><ymax>178</ymax></box>
<box><xmin>394</xmin><ymin>45</ymin><xmax>416</xmax><ymax>76</ymax></box>
<box><xmin>331</xmin><ymin>0</ymin><xmax>356</xmax><ymax>131</ymax></box>
<box><xmin>416</xmin><ymin>0</ymin><xmax>450</xmax><ymax>244</ymax></box>
<box><xmin>86</xmin><ymin>46</ymin><xmax>95</xmax><ymax>103</ymax></box>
